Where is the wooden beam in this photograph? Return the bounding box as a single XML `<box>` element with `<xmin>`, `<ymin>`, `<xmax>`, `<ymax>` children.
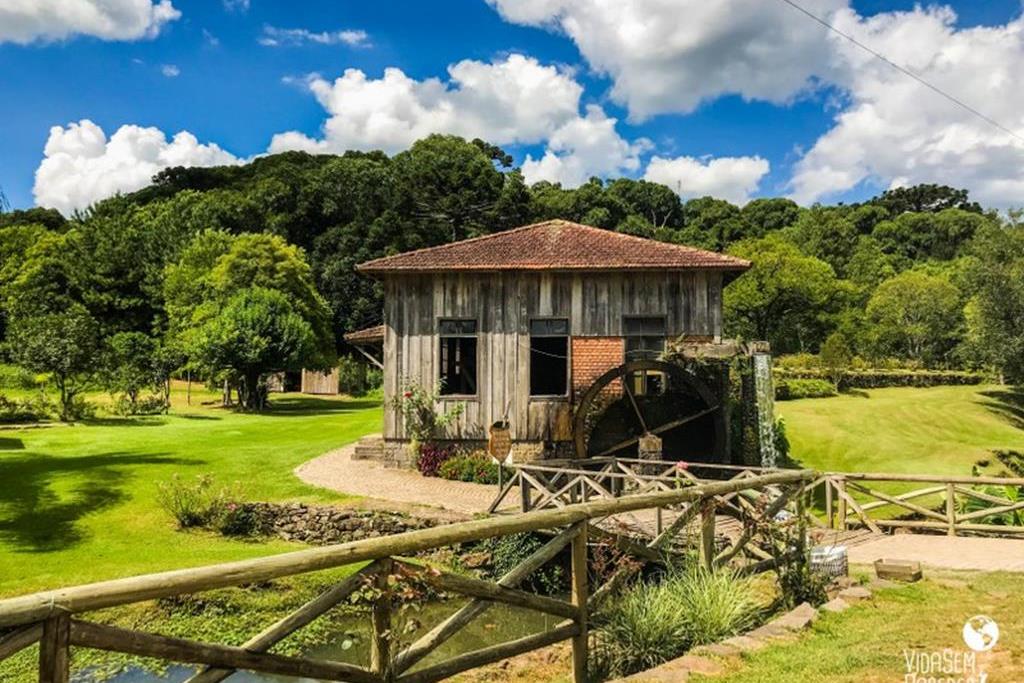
<box><xmin>186</xmin><ymin>561</ymin><xmax>382</xmax><ymax>683</ymax></box>
<box><xmin>38</xmin><ymin>614</ymin><xmax>70</xmax><ymax>683</ymax></box>
<box><xmin>393</xmin><ymin>524</ymin><xmax>581</xmax><ymax>674</ymax></box>
<box><xmin>0</xmin><ymin>469</ymin><xmax>813</xmax><ymax>629</ymax></box>
<box><xmin>845</xmin><ymin>482</ymin><xmax>948</xmax><ymax>522</ymax></box>
<box><xmin>699</xmin><ymin>501</ymin><xmax>717</xmax><ymax>571</ymax></box>
<box><xmin>593</xmin><ymin>406</ymin><xmax>719</xmax><ymax>458</ymax></box>
<box><xmin>0</xmin><ymin>623</ymin><xmax>42</xmax><ymax>662</ymax></box>
<box><xmin>832</xmin><ymin>485</ymin><xmax>881</xmax><ymax>534</ymax></box>
<box><xmin>68</xmin><ymin>620</ymin><xmax>380</xmax><ymax>683</ymax></box>
<box><xmin>352</xmin><ymin>345</ymin><xmax>385</xmax><ymax>371</ymax></box>
<box><xmin>570</xmin><ymin>523</ymin><xmax>588</xmax><ymax>683</ymax></box>
<box><xmin>396</xmin><ymin>563</ymin><xmax>577</xmax><ymax>620</ymax></box>
<box><xmin>370</xmin><ymin>559</ymin><xmax>392</xmax><ymax>681</ymax></box>
<box><xmin>395</xmin><ymin>624</ymin><xmax>579</xmax><ymax>683</ymax></box>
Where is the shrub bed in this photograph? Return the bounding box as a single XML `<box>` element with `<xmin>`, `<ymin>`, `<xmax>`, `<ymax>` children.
<box><xmin>437</xmin><ymin>452</ymin><xmax>510</xmax><ymax>485</ymax></box>
<box><xmin>775</xmin><ymin>378</ymin><xmax>838</xmax><ymax>401</ymax></box>
<box><xmin>776</xmin><ymin>368</ymin><xmax>987</xmax><ymax>389</ymax></box>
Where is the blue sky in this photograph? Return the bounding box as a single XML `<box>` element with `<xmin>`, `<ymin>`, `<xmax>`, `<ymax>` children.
<box><xmin>2</xmin><ymin>0</ymin><xmax>1024</xmax><ymax>213</ymax></box>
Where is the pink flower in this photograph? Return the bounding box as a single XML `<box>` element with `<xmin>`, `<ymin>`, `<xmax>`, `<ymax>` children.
<box><xmin>675</xmin><ymin>461</ymin><xmax>690</xmax><ymax>471</ymax></box>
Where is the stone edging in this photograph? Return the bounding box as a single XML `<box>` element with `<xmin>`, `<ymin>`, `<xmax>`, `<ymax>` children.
<box><xmin>618</xmin><ymin>583</ymin><xmax>883</xmax><ymax>682</ymax></box>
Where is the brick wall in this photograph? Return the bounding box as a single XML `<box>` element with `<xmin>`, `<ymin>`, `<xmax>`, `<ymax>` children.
<box><xmin>571</xmin><ymin>337</ymin><xmax>624</xmax><ymax>398</ymax></box>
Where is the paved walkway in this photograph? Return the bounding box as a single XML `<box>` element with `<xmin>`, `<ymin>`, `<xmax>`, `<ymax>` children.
<box><xmin>298</xmin><ymin>442</ymin><xmax>1024</xmax><ymax>572</ymax></box>
<box><xmin>296</xmin><ymin>438</ymin><xmax>507</xmax><ymax>517</ymax></box>
<box><xmin>845</xmin><ymin>533</ymin><xmax>1024</xmax><ymax>572</ymax></box>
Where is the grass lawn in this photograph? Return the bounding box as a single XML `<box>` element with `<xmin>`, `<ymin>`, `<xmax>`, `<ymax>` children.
<box><xmin>0</xmin><ymin>383</ymin><xmax>383</xmax><ymax>596</ymax></box>
<box><xmin>701</xmin><ymin>570</ymin><xmax>1024</xmax><ymax>682</ymax></box>
<box><xmin>780</xmin><ymin>384</ymin><xmax>1024</xmax><ymax>477</ymax></box>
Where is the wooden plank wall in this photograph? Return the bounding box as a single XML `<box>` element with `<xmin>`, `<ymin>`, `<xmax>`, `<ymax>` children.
<box><xmin>383</xmin><ymin>270</ymin><xmax>723</xmax><ymax>441</ymax></box>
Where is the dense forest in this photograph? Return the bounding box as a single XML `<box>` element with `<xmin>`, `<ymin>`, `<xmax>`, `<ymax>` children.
<box><xmin>1</xmin><ymin>134</ymin><xmax>1023</xmax><ymax>415</ymax></box>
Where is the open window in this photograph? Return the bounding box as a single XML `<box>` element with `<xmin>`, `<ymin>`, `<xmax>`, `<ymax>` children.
<box><xmin>529</xmin><ymin>318</ymin><xmax>569</xmax><ymax>397</ymax></box>
<box><xmin>439</xmin><ymin>319</ymin><xmax>477</xmax><ymax>395</ymax></box>
<box><xmin>624</xmin><ymin>316</ymin><xmax>666</xmax><ymax>395</ymax></box>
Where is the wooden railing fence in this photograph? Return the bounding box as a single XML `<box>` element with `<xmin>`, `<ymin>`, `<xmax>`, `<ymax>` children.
<box><xmin>808</xmin><ymin>472</ymin><xmax>1024</xmax><ymax>537</ymax></box>
<box><xmin>0</xmin><ymin>470</ymin><xmax>811</xmax><ymax>683</ymax></box>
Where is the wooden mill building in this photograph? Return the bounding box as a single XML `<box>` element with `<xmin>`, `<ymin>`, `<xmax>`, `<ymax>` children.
<box><xmin>351</xmin><ymin>220</ymin><xmax>751</xmax><ymax>465</ymax></box>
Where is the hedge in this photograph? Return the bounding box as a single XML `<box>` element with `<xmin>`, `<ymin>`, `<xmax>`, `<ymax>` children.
<box><xmin>775</xmin><ymin>378</ymin><xmax>838</xmax><ymax>401</ymax></box>
<box><xmin>775</xmin><ymin>368</ymin><xmax>988</xmax><ymax>389</ymax></box>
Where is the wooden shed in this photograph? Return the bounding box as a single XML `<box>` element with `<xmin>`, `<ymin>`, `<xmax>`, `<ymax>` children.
<box><xmin>355</xmin><ymin>220</ymin><xmax>751</xmax><ymax>463</ymax></box>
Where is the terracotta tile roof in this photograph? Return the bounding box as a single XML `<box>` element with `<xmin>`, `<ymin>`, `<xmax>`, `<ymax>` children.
<box><xmin>356</xmin><ymin>220</ymin><xmax>751</xmax><ymax>275</ymax></box>
<box><xmin>344</xmin><ymin>324</ymin><xmax>385</xmax><ymax>345</ymax></box>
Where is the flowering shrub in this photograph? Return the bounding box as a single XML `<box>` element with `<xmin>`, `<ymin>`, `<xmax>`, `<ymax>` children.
<box><xmin>156</xmin><ymin>474</ymin><xmax>244</xmax><ymax>529</ymax></box>
<box><xmin>437</xmin><ymin>453</ymin><xmax>510</xmax><ymax>485</ymax></box>
<box><xmin>388</xmin><ymin>380</ymin><xmax>465</xmax><ymax>447</ymax></box>
<box><xmin>417</xmin><ymin>443</ymin><xmax>457</xmax><ymax>477</ymax></box>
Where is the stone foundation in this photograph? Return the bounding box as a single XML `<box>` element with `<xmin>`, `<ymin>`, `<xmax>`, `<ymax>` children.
<box><xmin>235</xmin><ymin>502</ymin><xmax>433</xmax><ymax>545</ymax></box>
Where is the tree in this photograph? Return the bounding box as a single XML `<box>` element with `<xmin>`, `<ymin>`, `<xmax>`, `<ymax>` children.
<box><xmin>680</xmin><ymin>196</ymin><xmax>750</xmax><ymax>250</ymax></box>
<box><xmin>870</xmin><ymin>184</ymin><xmax>982</xmax><ymax>215</ymax></box>
<box><xmin>189</xmin><ymin>288</ymin><xmax>319</xmax><ymax>410</ymax></box>
<box><xmin>740</xmin><ymin>198</ymin><xmax>800</xmax><ymax>236</ymax></box>
<box><xmin>865</xmin><ymin>270</ymin><xmax>963</xmax><ymax>365</ymax></box>
<box><xmin>724</xmin><ymin>235</ymin><xmax>843</xmax><ymax>353</ymax></box>
<box><xmin>820</xmin><ymin>331</ymin><xmax>853</xmax><ymax>387</ymax></box>
<box><xmin>103</xmin><ymin>332</ymin><xmax>162</xmax><ymax>413</ymax></box>
<box><xmin>872</xmin><ymin>209</ymin><xmax>991</xmax><ymax>263</ymax></box>
<box><xmin>8</xmin><ymin>305</ymin><xmax>101</xmax><ymax>421</ymax></box>
<box><xmin>961</xmin><ymin>225</ymin><xmax>1024</xmax><ymax>381</ymax></box>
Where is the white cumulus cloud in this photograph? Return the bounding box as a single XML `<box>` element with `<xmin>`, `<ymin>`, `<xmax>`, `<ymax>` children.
<box><xmin>269</xmin><ymin>53</ymin><xmax>584</xmax><ymax>154</ymax></box>
<box><xmin>522</xmin><ymin>106</ymin><xmax>649</xmax><ymax>187</ymax></box>
<box><xmin>258</xmin><ymin>26</ymin><xmax>369</xmax><ymax>48</ymax></box>
<box><xmin>486</xmin><ymin>0</ymin><xmax>847</xmax><ymax>120</ymax></box>
<box><xmin>34</xmin><ymin>120</ymin><xmax>240</xmax><ymax>214</ymax></box>
<box><xmin>160</xmin><ymin>64</ymin><xmax>180</xmax><ymax>77</ymax></box>
<box><xmin>0</xmin><ymin>0</ymin><xmax>180</xmax><ymax>44</ymax></box>
<box><xmin>789</xmin><ymin>6</ymin><xmax>1024</xmax><ymax>208</ymax></box>
<box><xmin>644</xmin><ymin>155</ymin><xmax>770</xmax><ymax>204</ymax></box>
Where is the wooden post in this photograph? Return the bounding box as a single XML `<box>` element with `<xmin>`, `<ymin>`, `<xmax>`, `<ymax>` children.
<box><xmin>570</xmin><ymin>524</ymin><xmax>588</xmax><ymax>683</ymax></box>
<box><xmin>946</xmin><ymin>483</ymin><xmax>957</xmax><ymax>537</ymax></box>
<box><xmin>836</xmin><ymin>478</ymin><xmax>848</xmax><ymax>531</ymax></box>
<box><xmin>825</xmin><ymin>478</ymin><xmax>834</xmax><ymax>530</ymax></box>
<box><xmin>371</xmin><ymin>559</ymin><xmax>393</xmax><ymax>682</ymax></box>
<box><xmin>520</xmin><ymin>477</ymin><xmax>531</xmax><ymax>513</ymax></box>
<box><xmin>699</xmin><ymin>500</ymin><xmax>716</xmax><ymax>571</ymax></box>
<box><xmin>39</xmin><ymin>613</ymin><xmax>70</xmax><ymax>683</ymax></box>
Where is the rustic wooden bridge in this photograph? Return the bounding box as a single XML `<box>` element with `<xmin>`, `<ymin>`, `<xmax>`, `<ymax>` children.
<box><xmin>0</xmin><ymin>470</ymin><xmax>811</xmax><ymax>683</ymax></box>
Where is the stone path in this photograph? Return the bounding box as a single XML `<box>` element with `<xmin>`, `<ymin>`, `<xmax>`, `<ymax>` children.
<box><xmin>299</xmin><ymin>441</ymin><xmax>1024</xmax><ymax>573</ymax></box>
<box><xmin>846</xmin><ymin>533</ymin><xmax>1024</xmax><ymax>572</ymax></box>
<box><xmin>296</xmin><ymin>438</ymin><xmax>510</xmax><ymax>517</ymax></box>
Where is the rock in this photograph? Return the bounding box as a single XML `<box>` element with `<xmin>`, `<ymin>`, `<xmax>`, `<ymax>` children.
<box><xmin>772</xmin><ymin>602</ymin><xmax>818</xmax><ymax>631</ymax></box>
<box><xmin>837</xmin><ymin>586</ymin><xmax>872</xmax><ymax>602</ymax></box>
<box><xmin>821</xmin><ymin>598</ymin><xmax>850</xmax><ymax>613</ymax></box>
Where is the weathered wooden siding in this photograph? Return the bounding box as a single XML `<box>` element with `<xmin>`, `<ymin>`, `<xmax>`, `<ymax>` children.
<box><xmin>383</xmin><ymin>270</ymin><xmax>724</xmax><ymax>441</ymax></box>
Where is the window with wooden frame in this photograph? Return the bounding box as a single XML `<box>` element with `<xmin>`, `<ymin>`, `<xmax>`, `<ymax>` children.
<box><xmin>624</xmin><ymin>316</ymin><xmax>666</xmax><ymax>395</ymax></box>
<box><xmin>439</xmin><ymin>319</ymin><xmax>478</xmax><ymax>396</ymax></box>
<box><xmin>529</xmin><ymin>318</ymin><xmax>569</xmax><ymax>397</ymax></box>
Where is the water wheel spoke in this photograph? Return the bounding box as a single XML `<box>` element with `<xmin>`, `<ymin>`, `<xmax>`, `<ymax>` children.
<box><xmin>621</xmin><ymin>379</ymin><xmax>649</xmax><ymax>433</ymax></box>
<box><xmin>593</xmin><ymin>405</ymin><xmax>720</xmax><ymax>458</ymax></box>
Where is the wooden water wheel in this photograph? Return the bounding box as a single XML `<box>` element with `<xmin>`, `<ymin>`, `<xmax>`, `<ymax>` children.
<box><xmin>573</xmin><ymin>359</ymin><xmax>727</xmax><ymax>462</ymax></box>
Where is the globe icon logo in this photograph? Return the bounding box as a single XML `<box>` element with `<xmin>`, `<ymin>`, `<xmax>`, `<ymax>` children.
<box><xmin>962</xmin><ymin>615</ymin><xmax>999</xmax><ymax>652</ymax></box>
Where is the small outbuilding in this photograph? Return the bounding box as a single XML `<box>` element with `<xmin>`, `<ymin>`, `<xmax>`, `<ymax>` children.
<box><xmin>352</xmin><ymin>219</ymin><xmax>764</xmax><ymax>466</ymax></box>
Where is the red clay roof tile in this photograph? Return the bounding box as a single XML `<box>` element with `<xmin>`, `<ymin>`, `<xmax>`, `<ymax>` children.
<box><xmin>357</xmin><ymin>220</ymin><xmax>750</xmax><ymax>274</ymax></box>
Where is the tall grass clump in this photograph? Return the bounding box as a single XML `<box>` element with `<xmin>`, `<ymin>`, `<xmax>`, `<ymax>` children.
<box><xmin>590</xmin><ymin>564</ymin><xmax>759</xmax><ymax>680</ymax></box>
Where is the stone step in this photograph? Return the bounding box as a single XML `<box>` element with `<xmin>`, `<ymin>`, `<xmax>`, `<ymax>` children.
<box><xmin>352</xmin><ymin>436</ymin><xmax>385</xmax><ymax>461</ymax></box>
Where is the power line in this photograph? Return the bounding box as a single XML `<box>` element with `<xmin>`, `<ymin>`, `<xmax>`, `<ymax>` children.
<box><xmin>774</xmin><ymin>0</ymin><xmax>1024</xmax><ymax>146</ymax></box>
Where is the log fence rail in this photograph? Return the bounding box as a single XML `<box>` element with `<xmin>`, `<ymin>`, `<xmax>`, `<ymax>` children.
<box><xmin>0</xmin><ymin>470</ymin><xmax>811</xmax><ymax>683</ymax></box>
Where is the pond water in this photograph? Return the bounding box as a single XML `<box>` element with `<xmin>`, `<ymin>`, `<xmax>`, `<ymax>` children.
<box><xmin>89</xmin><ymin>600</ymin><xmax>559</xmax><ymax>683</ymax></box>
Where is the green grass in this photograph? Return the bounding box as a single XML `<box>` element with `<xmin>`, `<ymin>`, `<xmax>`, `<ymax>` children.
<box><xmin>700</xmin><ymin>571</ymin><xmax>1024</xmax><ymax>682</ymax></box>
<box><xmin>780</xmin><ymin>384</ymin><xmax>1024</xmax><ymax>476</ymax></box>
<box><xmin>0</xmin><ymin>383</ymin><xmax>383</xmax><ymax>596</ymax></box>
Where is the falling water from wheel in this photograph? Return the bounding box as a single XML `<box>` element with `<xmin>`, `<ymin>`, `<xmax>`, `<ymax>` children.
<box><xmin>752</xmin><ymin>352</ymin><xmax>778</xmax><ymax>468</ymax></box>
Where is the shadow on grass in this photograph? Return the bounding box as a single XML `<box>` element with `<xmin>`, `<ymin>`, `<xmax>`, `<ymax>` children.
<box><xmin>80</xmin><ymin>416</ymin><xmax>169</xmax><ymax>428</ymax></box>
<box><xmin>979</xmin><ymin>387</ymin><xmax>1024</xmax><ymax>431</ymax></box>
<box><xmin>0</xmin><ymin>451</ymin><xmax>196</xmax><ymax>552</ymax></box>
<box><xmin>174</xmin><ymin>413</ymin><xmax>222</xmax><ymax>421</ymax></box>
<box><xmin>0</xmin><ymin>438</ymin><xmax>24</xmax><ymax>450</ymax></box>
<box><xmin>261</xmin><ymin>396</ymin><xmax>382</xmax><ymax>417</ymax></box>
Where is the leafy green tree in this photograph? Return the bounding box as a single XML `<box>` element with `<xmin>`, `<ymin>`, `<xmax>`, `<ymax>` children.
<box><xmin>740</xmin><ymin>198</ymin><xmax>800</xmax><ymax>236</ymax></box>
<box><xmin>606</xmin><ymin>179</ymin><xmax>682</xmax><ymax>229</ymax></box>
<box><xmin>680</xmin><ymin>196</ymin><xmax>751</xmax><ymax>250</ymax></box>
<box><xmin>961</xmin><ymin>225</ymin><xmax>1024</xmax><ymax>381</ymax></box>
<box><xmin>189</xmin><ymin>288</ymin><xmax>320</xmax><ymax>410</ymax></box>
<box><xmin>872</xmin><ymin>209</ymin><xmax>991</xmax><ymax>263</ymax></box>
<box><xmin>870</xmin><ymin>184</ymin><xmax>982</xmax><ymax>215</ymax></box>
<box><xmin>724</xmin><ymin>235</ymin><xmax>843</xmax><ymax>353</ymax></box>
<box><xmin>103</xmin><ymin>332</ymin><xmax>162</xmax><ymax>413</ymax></box>
<box><xmin>820</xmin><ymin>331</ymin><xmax>853</xmax><ymax>387</ymax></box>
<box><xmin>8</xmin><ymin>305</ymin><xmax>101</xmax><ymax>421</ymax></box>
<box><xmin>864</xmin><ymin>270</ymin><xmax>963</xmax><ymax>364</ymax></box>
